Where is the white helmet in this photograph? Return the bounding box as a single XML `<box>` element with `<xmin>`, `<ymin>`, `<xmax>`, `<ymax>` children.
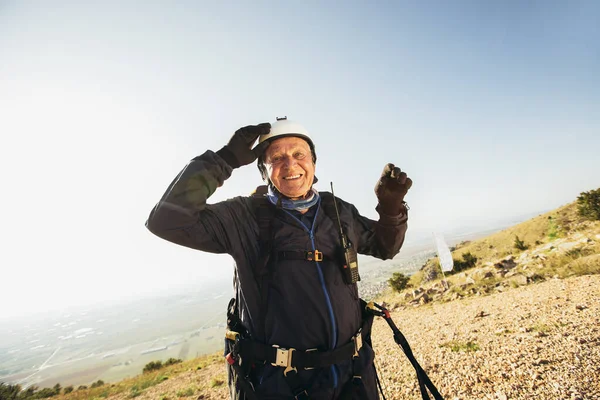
<box><xmin>255</xmin><ymin>116</ymin><xmax>314</xmax><ymax>148</ymax></box>
<box><xmin>255</xmin><ymin>116</ymin><xmax>317</xmax><ymax>181</ymax></box>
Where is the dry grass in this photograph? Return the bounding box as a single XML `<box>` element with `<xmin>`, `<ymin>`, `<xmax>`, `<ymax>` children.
<box><xmin>378</xmin><ymin>200</ymin><xmax>600</xmax><ymax>309</ymax></box>
<box><xmin>452</xmin><ymin>202</ymin><xmax>593</xmax><ymax>262</ymax></box>
<box><xmin>41</xmin><ymin>200</ymin><xmax>600</xmax><ymax>400</ymax></box>
<box><xmin>411</xmin><ymin>200</ymin><xmax>600</xmax><ymax>286</ymax></box>
<box><xmin>56</xmin><ymin>353</ymin><xmax>223</xmax><ymax>400</ymax></box>
<box><xmin>546</xmin><ymin>252</ymin><xmax>600</xmax><ymax>277</ymax></box>
<box><xmin>439</xmin><ymin>341</ymin><xmax>481</xmax><ymax>353</ymax></box>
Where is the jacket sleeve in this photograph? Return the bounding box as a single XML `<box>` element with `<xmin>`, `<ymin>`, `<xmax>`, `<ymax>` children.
<box><xmin>346</xmin><ymin>201</ymin><xmax>408</xmax><ymax>260</ymax></box>
<box><xmin>145</xmin><ymin>150</ymin><xmax>255</xmax><ymax>255</ymax></box>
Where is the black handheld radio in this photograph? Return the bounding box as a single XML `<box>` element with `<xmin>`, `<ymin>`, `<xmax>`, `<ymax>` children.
<box><xmin>330</xmin><ymin>182</ymin><xmax>360</xmax><ymax>284</ymax></box>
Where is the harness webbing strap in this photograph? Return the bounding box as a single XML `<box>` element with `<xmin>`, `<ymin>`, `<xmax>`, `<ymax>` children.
<box><xmin>255</xmin><ymin>199</ymin><xmax>274</xmax><ymax>343</ymax></box>
<box><xmin>251</xmin><ymin>191</ymin><xmax>343</xmax><ymax>340</ymax></box>
<box><xmin>367</xmin><ymin>302</ymin><xmax>444</xmax><ymax>400</ymax></box>
<box><xmin>276</xmin><ymin>250</ymin><xmax>331</xmax><ymax>262</ymax></box>
<box><xmin>282</xmin><ymin>370</ymin><xmax>310</xmax><ymax>400</ymax></box>
<box><xmin>238</xmin><ymin>336</ymin><xmax>360</xmax><ymax>370</ymax></box>
<box><xmin>319</xmin><ymin>192</ymin><xmax>342</xmax><ymax>233</ymax></box>
<box><xmin>230</xmin><ymin>192</ymin><xmax>372</xmax><ymax>399</ymax></box>
<box><xmin>229</xmin><ymin>361</ymin><xmax>259</xmax><ymax>400</ymax></box>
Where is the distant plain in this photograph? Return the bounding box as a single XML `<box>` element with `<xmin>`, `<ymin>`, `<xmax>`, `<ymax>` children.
<box><xmin>0</xmin><ymin>213</ymin><xmax>537</xmax><ymax>389</ymax></box>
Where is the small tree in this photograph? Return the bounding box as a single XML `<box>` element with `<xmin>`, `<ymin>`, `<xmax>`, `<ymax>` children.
<box><xmin>577</xmin><ymin>188</ymin><xmax>600</xmax><ymax>221</ymax></box>
<box><xmin>513</xmin><ymin>235</ymin><xmax>528</xmax><ymax>251</ymax></box>
<box><xmin>388</xmin><ymin>272</ymin><xmax>410</xmax><ymax>292</ymax></box>
<box><xmin>63</xmin><ymin>386</ymin><xmax>74</xmax><ymax>394</ymax></box>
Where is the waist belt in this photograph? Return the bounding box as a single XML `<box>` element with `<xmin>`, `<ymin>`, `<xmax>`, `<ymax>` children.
<box><xmin>225</xmin><ymin>320</ymin><xmax>368</xmax><ymax>400</ymax></box>
<box><xmin>237</xmin><ymin>330</ymin><xmax>363</xmax><ymax>375</ymax></box>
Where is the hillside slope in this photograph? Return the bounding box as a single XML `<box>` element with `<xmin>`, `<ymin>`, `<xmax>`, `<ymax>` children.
<box><xmin>11</xmin><ymin>197</ymin><xmax>600</xmax><ymax>400</ymax></box>
<box><xmin>372</xmin><ymin>274</ymin><xmax>600</xmax><ymax>399</ymax></box>
<box><xmin>47</xmin><ymin>275</ymin><xmax>599</xmax><ymax>400</ymax></box>
<box><xmin>449</xmin><ymin>201</ymin><xmax>593</xmax><ymax>263</ymax></box>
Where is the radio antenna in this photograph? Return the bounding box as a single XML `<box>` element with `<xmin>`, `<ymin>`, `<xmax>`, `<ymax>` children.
<box><xmin>330</xmin><ymin>182</ymin><xmax>348</xmax><ymax>248</ymax></box>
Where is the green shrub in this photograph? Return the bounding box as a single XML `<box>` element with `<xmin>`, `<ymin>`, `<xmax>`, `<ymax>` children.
<box><xmin>577</xmin><ymin>188</ymin><xmax>600</xmax><ymax>221</ymax></box>
<box><xmin>128</xmin><ymin>386</ymin><xmax>141</xmax><ymax>398</ymax></box>
<box><xmin>19</xmin><ymin>386</ymin><xmax>38</xmax><ymax>398</ymax></box>
<box><xmin>143</xmin><ymin>360</ymin><xmax>163</xmax><ymax>373</ymax></box>
<box><xmin>548</xmin><ymin>217</ymin><xmax>560</xmax><ymax>240</ymax></box>
<box><xmin>0</xmin><ymin>382</ymin><xmax>21</xmax><ymax>400</ymax></box>
<box><xmin>30</xmin><ymin>384</ymin><xmax>61</xmax><ymax>398</ymax></box>
<box><xmin>176</xmin><ymin>387</ymin><xmax>195</xmax><ymax>397</ymax></box>
<box><xmin>452</xmin><ymin>252</ymin><xmax>478</xmax><ymax>273</ymax></box>
<box><xmin>440</xmin><ymin>340</ymin><xmax>480</xmax><ymax>352</ymax></box>
<box><xmin>513</xmin><ymin>235</ymin><xmax>528</xmax><ymax>251</ymax></box>
<box><xmin>388</xmin><ymin>272</ymin><xmax>410</xmax><ymax>292</ymax></box>
<box><xmin>63</xmin><ymin>386</ymin><xmax>74</xmax><ymax>394</ymax></box>
<box><xmin>91</xmin><ymin>380</ymin><xmax>105</xmax><ymax>388</ymax></box>
<box><xmin>209</xmin><ymin>378</ymin><xmax>224</xmax><ymax>388</ymax></box>
<box><xmin>164</xmin><ymin>358</ymin><xmax>182</xmax><ymax>366</ymax></box>
<box><xmin>462</xmin><ymin>252</ymin><xmax>478</xmax><ymax>267</ymax></box>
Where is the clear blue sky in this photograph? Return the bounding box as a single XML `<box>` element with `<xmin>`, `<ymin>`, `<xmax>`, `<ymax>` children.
<box><xmin>1</xmin><ymin>1</ymin><xmax>598</xmax><ymax>318</ymax></box>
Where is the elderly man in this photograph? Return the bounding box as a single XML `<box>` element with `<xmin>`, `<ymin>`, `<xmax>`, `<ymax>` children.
<box><xmin>146</xmin><ymin>118</ymin><xmax>412</xmax><ymax>399</ymax></box>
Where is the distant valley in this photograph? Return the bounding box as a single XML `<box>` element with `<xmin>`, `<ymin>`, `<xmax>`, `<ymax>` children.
<box><xmin>0</xmin><ymin>211</ymin><xmax>539</xmax><ymax>389</ymax></box>
<box><xmin>0</xmin><ymin>282</ymin><xmax>232</xmax><ymax>389</ymax></box>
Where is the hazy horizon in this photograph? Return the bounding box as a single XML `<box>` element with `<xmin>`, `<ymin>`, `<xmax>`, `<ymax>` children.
<box><xmin>1</xmin><ymin>207</ymin><xmax>546</xmax><ymax>321</ymax></box>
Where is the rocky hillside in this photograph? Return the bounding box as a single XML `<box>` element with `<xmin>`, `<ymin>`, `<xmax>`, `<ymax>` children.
<box><xmin>372</xmin><ymin>274</ymin><xmax>599</xmax><ymax>399</ymax></box>
<box><xmin>13</xmin><ymin>197</ymin><xmax>600</xmax><ymax>400</ymax></box>
<box><xmin>41</xmin><ymin>274</ymin><xmax>600</xmax><ymax>400</ymax></box>
<box><xmin>403</xmin><ymin>201</ymin><xmax>600</xmax><ymax>307</ymax></box>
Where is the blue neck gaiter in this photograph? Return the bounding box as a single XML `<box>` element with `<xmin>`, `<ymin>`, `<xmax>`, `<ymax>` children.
<box><xmin>267</xmin><ymin>185</ymin><xmax>320</xmax><ymax>211</ymax></box>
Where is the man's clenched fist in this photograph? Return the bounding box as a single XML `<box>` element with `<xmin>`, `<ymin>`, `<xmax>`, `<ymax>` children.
<box><xmin>375</xmin><ymin>163</ymin><xmax>412</xmax><ymax>215</ymax></box>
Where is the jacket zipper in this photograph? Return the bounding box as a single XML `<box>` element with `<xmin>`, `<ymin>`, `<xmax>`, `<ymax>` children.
<box><xmin>284</xmin><ymin>202</ymin><xmax>339</xmax><ymax>388</ymax></box>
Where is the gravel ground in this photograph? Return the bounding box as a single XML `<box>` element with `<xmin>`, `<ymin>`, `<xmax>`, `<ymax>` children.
<box><xmin>107</xmin><ymin>274</ymin><xmax>600</xmax><ymax>400</ymax></box>
<box><xmin>372</xmin><ymin>274</ymin><xmax>600</xmax><ymax>400</ymax></box>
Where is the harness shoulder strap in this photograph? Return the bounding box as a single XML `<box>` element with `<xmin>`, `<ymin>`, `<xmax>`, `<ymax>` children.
<box><xmin>250</xmin><ymin>193</ymin><xmax>275</xmax><ymax>279</ymax></box>
<box><xmin>249</xmin><ymin>193</ymin><xmax>277</xmax><ymax>342</ymax></box>
<box><xmin>319</xmin><ymin>191</ymin><xmax>342</xmax><ymax>231</ymax></box>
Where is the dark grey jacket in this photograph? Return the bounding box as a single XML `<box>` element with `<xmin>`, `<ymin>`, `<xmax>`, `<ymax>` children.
<box><xmin>146</xmin><ymin>150</ymin><xmax>409</xmax><ymax>399</ymax></box>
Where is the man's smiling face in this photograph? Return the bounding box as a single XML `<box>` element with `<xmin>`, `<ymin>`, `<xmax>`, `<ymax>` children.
<box><xmin>264</xmin><ymin>136</ymin><xmax>315</xmax><ymax>200</ymax></box>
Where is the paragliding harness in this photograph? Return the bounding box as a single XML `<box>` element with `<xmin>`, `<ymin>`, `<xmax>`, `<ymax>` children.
<box><xmin>224</xmin><ymin>191</ymin><xmax>443</xmax><ymax>400</ymax></box>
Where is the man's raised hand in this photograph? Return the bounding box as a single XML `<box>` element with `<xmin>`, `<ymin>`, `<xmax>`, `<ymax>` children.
<box><xmin>374</xmin><ymin>163</ymin><xmax>413</xmax><ymax>215</ymax></box>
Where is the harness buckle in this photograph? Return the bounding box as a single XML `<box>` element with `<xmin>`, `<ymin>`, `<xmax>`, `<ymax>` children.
<box><xmin>306</xmin><ymin>250</ymin><xmax>323</xmax><ymax>262</ymax></box>
<box><xmin>353</xmin><ymin>330</ymin><xmax>363</xmax><ymax>358</ymax></box>
<box><xmin>304</xmin><ymin>348</ymin><xmax>318</xmax><ymax>370</ymax></box>
<box><xmin>272</xmin><ymin>345</ymin><xmax>297</xmax><ymax>376</ymax></box>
